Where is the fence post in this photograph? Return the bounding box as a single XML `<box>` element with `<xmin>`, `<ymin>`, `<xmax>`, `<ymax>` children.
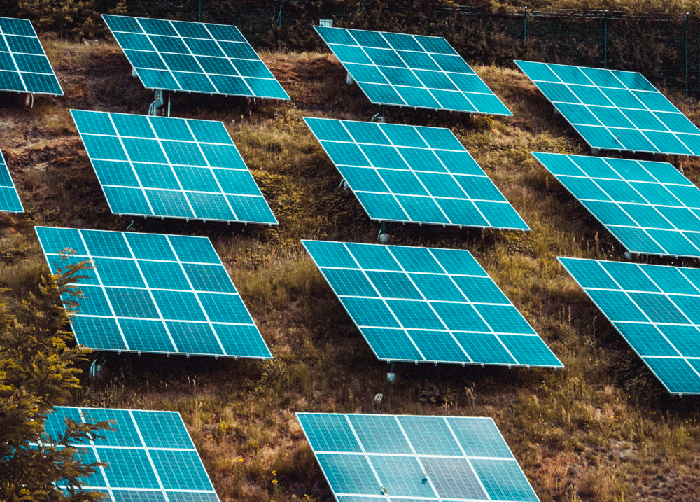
<box><xmin>523</xmin><ymin>7</ymin><xmax>527</xmax><ymax>42</ymax></box>
<box><xmin>604</xmin><ymin>10</ymin><xmax>608</xmax><ymax>68</ymax></box>
<box><xmin>686</xmin><ymin>12</ymin><xmax>689</xmax><ymax>98</ymax></box>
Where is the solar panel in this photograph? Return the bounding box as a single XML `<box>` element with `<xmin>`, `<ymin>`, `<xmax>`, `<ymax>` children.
<box><xmin>103</xmin><ymin>15</ymin><xmax>289</xmax><ymax>99</ymax></box>
<box><xmin>40</xmin><ymin>406</ymin><xmax>219</xmax><ymax>501</ymax></box>
<box><xmin>315</xmin><ymin>26</ymin><xmax>511</xmax><ymax>115</ymax></box>
<box><xmin>36</xmin><ymin>226</ymin><xmax>271</xmax><ymax>359</ymax></box>
<box><xmin>0</xmin><ymin>148</ymin><xmax>22</xmax><ymax>212</ymax></box>
<box><xmin>515</xmin><ymin>60</ymin><xmax>700</xmax><ymax>156</ymax></box>
<box><xmin>535</xmin><ymin>152</ymin><xmax>700</xmax><ymax>258</ymax></box>
<box><xmin>560</xmin><ymin>257</ymin><xmax>700</xmax><ymax>395</ymax></box>
<box><xmin>303</xmin><ymin>240</ymin><xmax>562</xmax><ymax>367</ymax></box>
<box><xmin>305</xmin><ymin>117</ymin><xmax>528</xmax><ymax>229</ymax></box>
<box><xmin>297</xmin><ymin>412</ymin><xmax>540</xmax><ymax>502</ymax></box>
<box><xmin>71</xmin><ymin>110</ymin><xmax>277</xmax><ymax>225</ymax></box>
<box><xmin>0</xmin><ymin>17</ymin><xmax>62</xmax><ymax>95</ymax></box>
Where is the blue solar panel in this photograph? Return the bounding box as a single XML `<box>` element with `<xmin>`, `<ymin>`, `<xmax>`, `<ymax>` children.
<box><xmin>315</xmin><ymin>27</ymin><xmax>511</xmax><ymax>115</ymax></box>
<box><xmin>103</xmin><ymin>15</ymin><xmax>288</xmax><ymax>100</ymax></box>
<box><xmin>305</xmin><ymin>118</ymin><xmax>528</xmax><ymax>230</ymax></box>
<box><xmin>516</xmin><ymin>60</ymin><xmax>700</xmax><ymax>156</ymax></box>
<box><xmin>535</xmin><ymin>152</ymin><xmax>700</xmax><ymax>258</ymax></box>
<box><xmin>35</xmin><ymin>226</ymin><xmax>271</xmax><ymax>359</ymax></box>
<box><xmin>0</xmin><ymin>148</ymin><xmax>22</xmax><ymax>212</ymax></box>
<box><xmin>71</xmin><ymin>110</ymin><xmax>276</xmax><ymax>224</ymax></box>
<box><xmin>297</xmin><ymin>413</ymin><xmax>539</xmax><ymax>502</ymax></box>
<box><xmin>0</xmin><ymin>17</ymin><xmax>63</xmax><ymax>95</ymax></box>
<box><xmin>303</xmin><ymin>240</ymin><xmax>561</xmax><ymax>367</ymax></box>
<box><xmin>560</xmin><ymin>257</ymin><xmax>700</xmax><ymax>394</ymax></box>
<box><xmin>40</xmin><ymin>407</ymin><xmax>219</xmax><ymax>501</ymax></box>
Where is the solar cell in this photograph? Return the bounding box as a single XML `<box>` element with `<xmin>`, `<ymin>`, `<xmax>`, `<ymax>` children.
<box><xmin>0</xmin><ymin>148</ymin><xmax>22</xmax><ymax>212</ymax></box>
<box><xmin>297</xmin><ymin>413</ymin><xmax>539</xmax><ymax>502</ymax></box>
<box><xmin>303</xmin><ymin>240</ymin><xmax>561</xmax><ymax>367</ymax></box>
<box><xmin>534</xmin><ymin>152</ymin><xmax>700</xmax><ymax>258</ymax></box>
<box><xmin>103</xmin><ymin>15</ymin><xmax>288</xmax><ymax>99</ymax></box>
<box><xmin>560</xmin><ymin>257</ymin><xmax>700</xmax><ymax>394</ymax></box>
<box><xmin>71</xmin><ymin>110</ymin><xmax>276</xmax><ymax>224</ymax></box>
<box><xmin>306</xmin><ymin>117</ymin><xmax>528</xmax><ymax>229</ymax></box>
<box><xmin>40</xmin><ymin>407</ymin><xmax>219</xmax><ymax>501</ymax></box>
<box><xmin>516</xmin><ymin>60</ymin><xmax>700</xmax><ymax>156</ymax></box>
<box><xmin>315</xmin><ymin>26</ymin><xmax>511</xmax><ymax>115</ymax></box>
<box><xmin>0</xmin><ymin>17</ymin><xmax>62</xmax><ymax>95</ymax></box>
<box><xmin>35</xmin><ymin>226</ymin><xmax>271</xmax><ymax>359</ymax></box>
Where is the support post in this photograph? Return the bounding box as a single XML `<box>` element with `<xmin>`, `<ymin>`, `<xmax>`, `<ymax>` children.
<box><xmin>686</xmin><ymin>12</ymin><xmax>690</xmax><ymax>98</ymax></box>
<box><xmin>198</xmin><ymin>0</ymin><xmax>202</xmax><ymax>21</ymax></box>
<box><xmin>148</xmin><ymin>89</ymin><xmax>170</xmax><ymax>117</ymax></box>
<box><xmin>523</xmin><ymin>7</ymin><xmax>527</xmax><ymax>42</ymax></box>
<box><xmin>604</xmin><ymin>10</ymin><xmax>608</xmax><ymax>68</ymax></box>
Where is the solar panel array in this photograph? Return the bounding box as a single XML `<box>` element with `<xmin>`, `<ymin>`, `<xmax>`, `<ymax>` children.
<box><xmin>305</xmin><ymin>117</ymin><xmax>528</xmax><ymax>229</ymax></box>
<box><xmin>315</xmin><ymin>26</ymin><xmax>511</xmax><ymax>115</ymax></box>
<box><xmin>0</xmin><ymin>16</ymin><xmax>62</xmax><ymax>95</ymax></box>
<box><xmin>303</xmin><ymin>240</ymin><xmax>561</xmax><ymax>367</ymax></box>
<box><xmin>71</xmin><ymin>110</ymin><xmax>277</xmax><ymax>224</ymax></box>
<box><xmin>0</xmin><ymin>149</ymin><xmax>22</xmax><ymax>212</ymax></box>
<box><xmin>36</xmin><ymin>226</ymin><xmax>271</xmax><ymax>359</ymax></box>
<box><xmin>534</xmin><ymin>152</ymin><xmax>700</xmax><ymax>258</ymax></box>
<box><xmin>560</xmin><ymin>257</ymin><xmax>700</xmax><ymax>394</ymax></box>
<box><xmin>297</xmin><ymin>412</ymin><xmax>540</xmax><ymax>502</ymax></box>
<box><xmin>515</xmin><ymin>60</ymin><xmax>700</xmax><ymax>156</ymax></box>
<box><xmin>103</xmin><ymin>14</ymin><xmax>289</xmax><ymax>99</ymax></box>
<box><xmin>42</xmin><ymin>407</ymin><xmax>219</xmax><ymax>501</ymax></box>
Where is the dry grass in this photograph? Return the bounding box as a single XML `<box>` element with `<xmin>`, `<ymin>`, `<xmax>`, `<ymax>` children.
<box><xmin>3</xmin><ymin>40</ymin><xmax>700</xmax><ymax>501</ymax></box>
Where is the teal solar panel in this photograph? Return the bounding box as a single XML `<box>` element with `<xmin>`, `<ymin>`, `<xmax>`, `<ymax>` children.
<box><xmin>315</xmin><ymin>27</ymin><xmax>511</xmax><ymax>115</ymax></box>
<box><xmin>516</xmin><ymin>60</ymin><xmax>700</xmax><ymax>156</ymax></box>
<box><xmin>71</xmin><ymin>110</ymin><xmax>276</xmax><ymax>225</ymax></box>
<box><xmin>0</xmin><ymin>17</ymin><xmax>62</xmax><ymax>95</ymax></box>
<box><xmin>35</xmin><ymin>226</ymin><xmax>271</xmax><ymax>359</ymax></box>
<box><xmin>0</xmin><ymin>148</ymin><xmax>22</xmax><ymax>212</ymax></box>
<box><xmin>102</xmin><ymin>15</ymin><xmax>288</xmax><ymax>100</ymax></box>
<box><xmin>39</xmin><ymin>407</ymin><xmax>219</xmax><ymax>501</ymax></box>
<box><xmin>535</xmin><ymin>152</ymin><xmax>700</xmax><ymax>258</ymax></box>
<box><xmin>560</xmin><ymin>257</ymin><xmax>700</xmax><ymax>394</ymax></box>
<box><xmin>303</xmin><ymin>240</ymin><xmax>561</xmax><ymax>367</ymax></box>
<box><xmin>297</xmin><ymin>413</ymin><xmax>539</xmax><ymax>502</ymax></box>
<box><xmin>305</xmin><ymin>118</ymin><xmax>528</xmax><ymax>230</ymax></box>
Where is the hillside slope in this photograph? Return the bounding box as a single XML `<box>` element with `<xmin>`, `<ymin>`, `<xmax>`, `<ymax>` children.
<box><xmin>2</xmin><ymin>40</ymin><xmax>700</xmax><ymax>501</ymax></box>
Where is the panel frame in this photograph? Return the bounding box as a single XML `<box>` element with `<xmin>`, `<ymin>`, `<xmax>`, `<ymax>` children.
<box><xmin>515</xmin><ymin>60</ymin><xmax>700</xmax><ymax>156</ymax></box>
<box><xmin>559</xmin><ymin>256</ymin><xmax>700</xmax><ymax>395</ymax></box>
<box><xmin>71</xmin><ymin>109</ymin><xmax>277</xmax><ymax>225</ymax></box>
<box><xmin>305</xmin><ymin>117</ymin><xmax>529</xmax><ymax>230</ymax></box>
<box><xmin>315</xmin><ymin>26</ymin><xmax>511</xmax><ymax>116</ymax></box>
<box><xmin>297</xmin><ymin>412</ymin><xmax>540</xmax><ymax>502</ymax></box>
<box><xmin>303</xmin><ymin>240</ymin><xmax>562</xmax><ymax>367</ymax></box>
<box><xmin>102</xmin><ymin>14</ymin><xmax>289</xmax><ymax>100</ymax></box>
<box><xmin>534</xmin><ymin>152</ymin><xmax>700</xmax><ymax>258</ymax></box>
<box><xmin>35</xmin><ymin>226</ymin><xmax>272</xmax><ymax>359</ymax></box>
<box><xmin>39</xmin><ymin>406</ymin><xmax>220</xmax><ymax>501</ymax></box>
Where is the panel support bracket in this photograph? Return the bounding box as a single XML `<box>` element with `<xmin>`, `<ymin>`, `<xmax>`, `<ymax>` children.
<box><xmin>378</xmin><ymin>222</ymin><xmax>389</xmax><ymax>243</ymax></box>
<box><xmin>148</xmin><ymin>89</ymin><xmax>170</xmax><ymax>117</ymax></box>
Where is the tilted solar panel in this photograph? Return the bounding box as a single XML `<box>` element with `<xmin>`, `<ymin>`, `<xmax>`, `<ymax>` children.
<box><xmin>306</xmin><ymin>117</ymin><xmax>528</xmax><ymax>230</ymax></box>
<box><xmin>303</xmin><ymin>240</ymin><xmax>562</xmax><ymax>367</ymax></box>
<box><xmin>36</xmin><ymin>226</ymin><xmax>271</xmax><ymax>359</ymax></box>
<box><xmin>315</xmin><ymin>26</ymin><xmax>511</xmax><ymax>115</ymax></box>
<box><xmin>560</xmin><ymin>257</ymin><xmax>700</xmax><ymax>394</ymax></box>
<box><xmin>41</xmin><ymin>406</ymin><xmax>219</xmax><ymax>501</ymax></box>
<box><xmin>535</xmin><ymin>152</ymin><xmax>700</xmax><ymax>258</ymax></box>
<box><xmin>103</xmin><ymin>14</ymin><xmax>289</xmax><ymax>99</ymax></box>
<box><xmin>0</xmin><ymin>16</ymin><xmax>62</xmax><ymax>95</ymax></box>
<box><xmin>516</xmin><ymin>60</ymin><xmax>700</xmax><ymax>156</ymax></box>
<box><xmin>297</xmin><ymin>412</ymin><xmax>540</xmax><ymax>502</ymax></box>
<box><xmin>0</xmin><ymin>148</ymin><xmax>22</xmax><ymax>212</ymax></box>
<box><xmin>71</xmin><ymin>109</ymin><xmax>277</xmax><ymax>224</ymax></box>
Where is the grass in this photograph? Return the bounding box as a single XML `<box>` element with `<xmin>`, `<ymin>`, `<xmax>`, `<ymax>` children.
<box><xmin>3</xmin><ymin>39</ymin><xmax>700</xmax><ymax>501</ymax></box>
